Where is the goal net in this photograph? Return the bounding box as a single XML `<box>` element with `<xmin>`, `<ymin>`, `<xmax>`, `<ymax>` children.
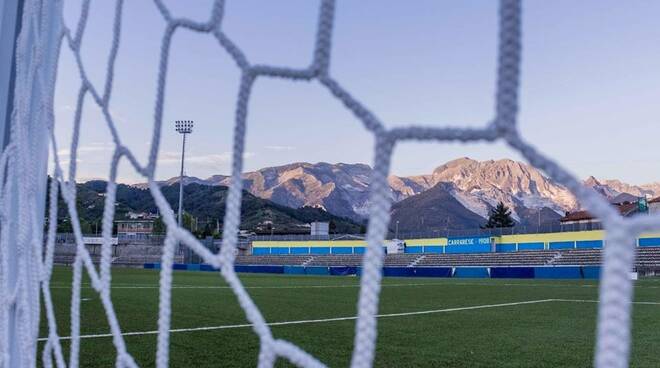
<box><xmin>0</xmin><ymin>0</ymin><xmax>657</xmax><ymax>367</ymax></box>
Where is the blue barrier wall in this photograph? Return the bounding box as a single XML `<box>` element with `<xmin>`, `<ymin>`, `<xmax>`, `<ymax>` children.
<box><xmin>576</xmin><ymin>240</ymin><xmax>602</xmax><ymax>249</ymax></box>
<box><xmin>331</xmin><ymin>247</ymin><xmax>353</xmax><ymax>254</ymax></box>
<box><xmin>445</xmin><ymin>244</ymin><xmax>491</xmax><ymax>254</ymax></box>
<box><xmin>496</xmin><ymin>244</ymin><xmax>516</xmax><ymax>253</ymax></box>
<box><xmin>305</xmin><ymin>266</ymin><xmax>330</xmax><ymax>275</ymax></box>
<box><xmin>454</xmin><ymin>267</ymin><xmax>489</xmax><ymax>278</ymax></box>
<box><xmin>253</xmin><ymin>248</ymin><xmax>270</xmax><ymax>255</ymax></box>
<box><xmin>235</xmin><ymin>265</ymin><xmax>285</xmax><ymax>274</ymax></box>
<box><xmin>639</xmin><ymin>238</ymin><xmax>660</xmax><ymax>247</ymax></box>
<box><xmin>330</xmin><ymin>266</ymin><xmax>358</xmax><ymax>276</ymax></box>
<box><xmin>151</xmin><ymin>263</ymin><xmax>601</xmax><ymax>279</ymax></box>
<box><xmin>271</xmin><ymin>247</ymin><xmax>290</xmax><ymax>255</ymax></box>
<box><xmin>353</xmin><ymin>247</ymin><xmax>365</xmax><ymax>254</ymax></box>
<box><xmin>405</xmin><ymin>246</ymin><xmax>424</xmax><ymax>253</ymax></box>
<box><xmin>310</xmin><ymin>247</ymin><xmax>331</xmax><ymax>255</ymax></box>
<box><xmin>412</xmin><ymin>267</ymin><xmax>452</xmax><ymax>277</ymax></box>
<box><xmin>423</xmin><ymin>246</ymin><xmax>443</xmax><ymax>253</ymax></box>
<box><xmin>200</xmin><ymin>264</ymin><xmax>217</xmax><ymax>272</ymax></box>
<box><xmin>534</xmin><ymin>267</ymin><xmax>582</xmax><ymax>279</ymax></box>
<box><xmin>490</xmin><ymin>267</ymin><xmax>535</xmax><ymax>278</ymax></box>
<box><xmin>518</xmin><ymin>242</ymin><xmax>544</xmax><ymax>251</ymax></box>
<box><xmin>290</xmin><ymin>247</ymin><xmax>310</xmax><ymax>254</ymax></box>
<box><xmin>382</xmin><ymin>267</ymin><xmax>414</xmax><ymax>277</ymax></box>
<box><xmin>283</xmin><ymin>266</ymin><xmax>305</xmax><ymax>275</ymax></box>
<box><xmin>549</xmin><ymin>241</ymin><xmax>575</xmax><ymax>250</ymax></box>
<box><xmin>582</xmin><ymin>266</ymin><xmax>600</xmax><ymax>279</ymax></box>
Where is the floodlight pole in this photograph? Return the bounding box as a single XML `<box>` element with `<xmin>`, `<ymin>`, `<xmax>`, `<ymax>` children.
<box><xmin>175</xmin><ymin>120</ymin><xmax>193</xmax><ymax>255</ymax></box>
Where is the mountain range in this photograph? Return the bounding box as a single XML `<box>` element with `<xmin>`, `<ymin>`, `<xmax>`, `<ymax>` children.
<box><xmin>136</xmin><ymin>158</ymin><xmax>660</xmax><ymax>232</ymax></box>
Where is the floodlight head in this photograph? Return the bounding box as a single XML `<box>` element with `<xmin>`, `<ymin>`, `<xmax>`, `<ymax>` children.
<box><xmin>175</xmin><ymin>120</ymin><xmax>194</xmax><ymax>134</ymax></box>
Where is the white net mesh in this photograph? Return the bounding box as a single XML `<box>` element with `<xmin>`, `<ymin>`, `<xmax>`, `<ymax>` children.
<box><xmin>1</xmin><ymin>0</ymin><xmax>659</xmax><ymax>367</ymax></box>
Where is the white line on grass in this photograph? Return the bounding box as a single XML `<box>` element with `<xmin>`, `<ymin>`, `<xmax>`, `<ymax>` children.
<box><xmin>39</xmin><ymin>299</ymin><xmax>557</xmax><ymax>342</ymax></box>
<box><xmin>37</xmin><ymin>298</ymin><xmax>660</xmax><ymax>342</ymax></box>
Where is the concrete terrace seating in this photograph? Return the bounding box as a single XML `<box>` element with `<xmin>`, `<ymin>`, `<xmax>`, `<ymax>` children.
<box><xmin>307</xmin><ymin>255</ymin><xmax>363</xmax><ymax>267</ymax></box>
<box><xmin>53</xmin><ymin>254</ymin><xmax>181</xmax><ymax>266</ymax></box>
<box><xmin>383</xmin><ymin>254</ymin><xmax>421</xmax><ymax>267</ymax></box>
<box><xmin>233</xmin><ymin>254</ymin><xmax>421</xmax><ymax>267</ymax></box>
<box><xmin>636</xmin><ymin>247</ymin><xmax>660</xmax><ymax>267</ymax></box>
<box><xmin>416</xmin><ymin>250</ymin><xmax>557</xmax><ymax>267</ymax></box>
<box><xmin>305</xmin><ymin>254</ymin><xmax>421</xmax><ymax>267</ymax></box>
<box><xmin>234</xmin><ymin>255</ymin><xmax>313</xmax><ymax>266</ymax></box>
<box><xmin>553</xmin><ymin>249</ymin><xmax>601</xmax><ymax>266</ymax></box>
<box><xmin>554</xmin><ymin>247</ymin><xmax>660</xmax><ymax>267</ymax></box>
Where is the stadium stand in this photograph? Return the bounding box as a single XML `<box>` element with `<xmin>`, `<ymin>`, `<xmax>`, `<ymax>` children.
<box><xmin>636</xmin><ymin>247</ymin><xmax>660</xmax><ymax>267</ymax></box>
<box><xmin>52</xmin><ymin>242</ymin><xmax>660</xmax><ymax>271</ymax></box>
<box><xmin>230</xmin><ymin>247</ymin><xmax>660</xmax><ymax>268</ymax></box>
<box><xmin>415</xmin><ymin>250</ymin><xmax>555</xmax><ymax>266</ymax></box>
<box><xmin>53</xmin><ymin>254</ymin><xmax>173</xmax><ymax>266</ymax></box>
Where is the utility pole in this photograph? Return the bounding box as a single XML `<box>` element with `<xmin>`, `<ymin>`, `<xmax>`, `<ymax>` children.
<box><xmin>175</xmin><ymin>120</ymin><xmax>193</xmax><ymax>256</ymax></box>
<box><xmin>395</xmin><ymin>220</ymin><xmax>399</xmax><ymax>240</ymax></box>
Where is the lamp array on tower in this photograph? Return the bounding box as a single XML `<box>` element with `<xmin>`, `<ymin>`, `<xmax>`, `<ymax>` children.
<box><xmin>175</xmin><ymin>120</ymin><xmax>193</xmax><ymax>134</ymax></box>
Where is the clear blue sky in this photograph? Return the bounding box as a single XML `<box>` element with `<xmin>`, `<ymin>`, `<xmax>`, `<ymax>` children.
<box><xmin>53</xmin><ymin>1</ymin><xmax>660</xmax><ymax>185</ymax></box>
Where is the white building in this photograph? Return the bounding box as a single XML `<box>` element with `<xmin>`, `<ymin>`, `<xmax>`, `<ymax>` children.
<box><xmin>310</xmin><ymin>221</ymin><xmax>329</xmax><ymax>236</ymax></box>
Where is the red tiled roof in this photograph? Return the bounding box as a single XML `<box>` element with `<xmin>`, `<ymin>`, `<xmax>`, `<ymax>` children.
<box><xmin>560</xmin><ymin>210</ymin><xmax>595</xmax><ymax>223</ymax></box>
<box><xmin>618</xmin><ymin>202</ymin><xmax>638</xmax><ymax>216</ymax></box>
<box><xmin>560</xmin><ymin>202</ymin><xmax>638</xmax><ymax>222</ymax></box>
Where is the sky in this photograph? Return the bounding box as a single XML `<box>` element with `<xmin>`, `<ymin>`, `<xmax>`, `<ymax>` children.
<box><xmin>53</xmin><ymin>1</ymin><xmax>660</xmax><ymax>185</ymax></box>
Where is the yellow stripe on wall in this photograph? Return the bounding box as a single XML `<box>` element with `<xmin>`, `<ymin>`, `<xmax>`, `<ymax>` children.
<box><xmin>252</xmin><ymin>231</ymin><xmax>660</xmax><ymax>249</ymax></box>
<box><xmin>252</xmin><ymin>240</ymin><xmax>368</xmax><ymax>248</ymax></box>
<box><xmin>639</xmin><ymin>232</ymin><xmax>660</xmax><ymax>239</ymax></box>
<box><xmin>498</xmin><ymin>230</ymin><xmax>604</xmax><ymax>244</ymax></box>
<box><xmin>403</xmin><ymin>238</ymin><xmax>448</xmax><ymax>246</ymax></box>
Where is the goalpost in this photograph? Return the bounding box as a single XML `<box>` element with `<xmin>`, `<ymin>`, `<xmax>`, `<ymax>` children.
<box><xmin>0</xmin><ymin>0</ymin><xmax>657</xmax><ymax>367</ymax></box>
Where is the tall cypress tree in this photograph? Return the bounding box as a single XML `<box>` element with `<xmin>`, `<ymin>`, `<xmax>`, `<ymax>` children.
<box><xmin>483</xmin><ymin>202</ymin><xmax>515</xmax><ymax>228</ymax></box>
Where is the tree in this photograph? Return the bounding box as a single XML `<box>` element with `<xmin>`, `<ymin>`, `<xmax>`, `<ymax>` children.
<box><xmin>182</xmin><ymin>212</ymin><xmax>194</xmax><ymax>231</ymax></box>
<box><xmin>201</xmin><ymin>223</ymin><xmax>213</xmax><ymax>238</ymax></box>
<box><xmin>483</xmin><ymin>202</ymin><xmax>515</xmax><ymax>228</ymax></box>
<box><xmin>152</xmin><ymin>216</ymin><xmax>166</xmax><ymax>234</ymax></box>
<box><xmin>329</xmin><ymin>220</ymin><xmax>337</xmax><ymax>234</ymax></box>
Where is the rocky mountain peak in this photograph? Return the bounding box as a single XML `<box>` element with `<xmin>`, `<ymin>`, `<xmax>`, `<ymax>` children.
<box><xmin>584</xmin><ymin>176</ymin><xmax>601</xmax><ymax>187</ymax></box>
<box><xmin>137</xmin><ymin>158</ymin><xmax>659</xmax><ymax>230</ymax></box>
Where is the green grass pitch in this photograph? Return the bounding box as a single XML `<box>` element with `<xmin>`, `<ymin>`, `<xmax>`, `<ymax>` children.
<box><xmin>41</xmin><ymin>267</ymin><xmax>660</xmax><ymax>367</ymax></box>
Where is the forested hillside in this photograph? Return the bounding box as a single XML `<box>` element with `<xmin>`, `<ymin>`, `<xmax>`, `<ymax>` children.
<box><xmin>51</xmin><ymin>180</ymin><xmax>362</xmax><ymax>236</ymax></box>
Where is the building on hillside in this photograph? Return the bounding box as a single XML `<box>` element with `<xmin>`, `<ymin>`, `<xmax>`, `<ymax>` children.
<box><xmin>125</xmin><ymin>211</ymin><xmax>159</xmax><ymax>220</ymax></box>
<box><xmin>310</xmin><ymin>221</ymin><xmax>329</xmax><ymax>236</ymax></box>
<box><xmin>116</xmin><ymin>219</ymin><xmax>154</xmax><ymax>240</ymax></box>
<box><xmin>650</xmin><ymin>197</ymin><xmax>660</xmax><ymax>214</ymax></box>
<box><xmin>609</xmin><ymin>193</ymin><xmax>640</xmax><ymax>205</ymax></box>
<box><xmin>560</xmin><ymin>201</ymin><xmax>640</xmax><ymax>229</ymax></box>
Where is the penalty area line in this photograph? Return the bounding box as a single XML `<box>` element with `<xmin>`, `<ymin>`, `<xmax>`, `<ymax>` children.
<box><xmin>38</xmin><ymin>299</ymin><xmax>554</xmax><ymax>342</ymax></box>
